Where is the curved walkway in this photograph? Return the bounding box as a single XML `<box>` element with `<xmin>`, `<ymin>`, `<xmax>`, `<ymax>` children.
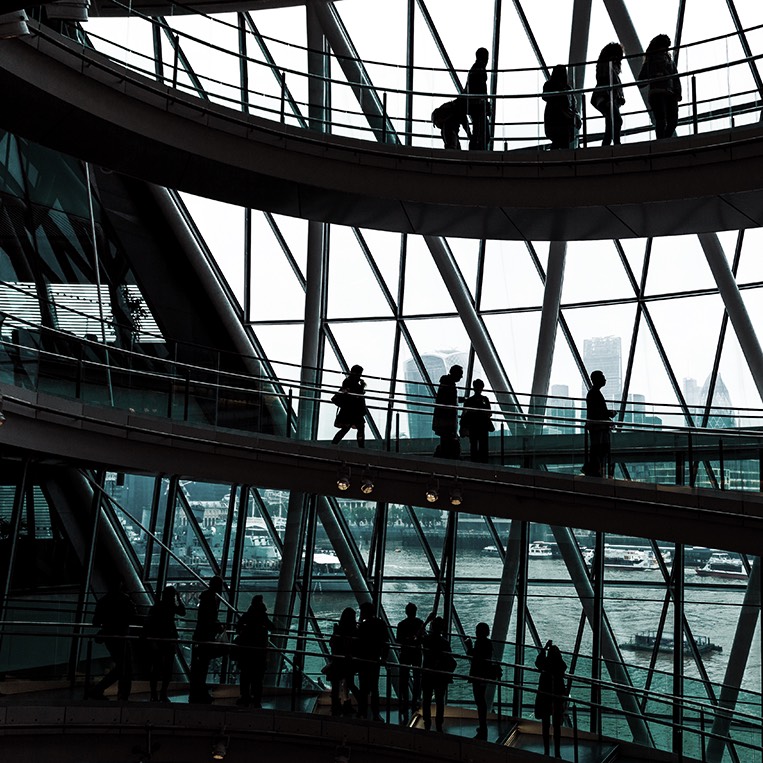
<box><xmin>2</xmin><ymin>383</ymin><xmax>761</xmax><ymax>555</ymax></box>
<box><xmin>1</xmin><ymin>26</ymin><xmax>763</xmax><ymax>241</ymax></box>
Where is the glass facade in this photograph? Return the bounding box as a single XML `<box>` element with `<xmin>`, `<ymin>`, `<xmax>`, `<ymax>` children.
<box><xmin>1</xmin><ymin>1</ymin><xmax>763</xmax><ymax>760</ymax></box>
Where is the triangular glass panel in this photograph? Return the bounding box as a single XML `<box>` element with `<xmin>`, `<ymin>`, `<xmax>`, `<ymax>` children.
<box><xmin>327</xmin><ymin>226</ymin><xmax>396</xmax><ymax>319</ymax></box>
<box><xmin>480</xmin><ymin>239</ymin><xmax>544</xmax><ymax>311</ymax></box>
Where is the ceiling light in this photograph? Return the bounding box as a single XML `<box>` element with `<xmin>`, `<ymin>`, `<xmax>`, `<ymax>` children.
<box><xmin>425</xmin><ymin>478</ymin><xmax>439</xmax><ymax>503</ymax></box>
<box><xmin>212</xmin><ymin>735</ymin><xmax>228</xmax><ymax>760</ymax></box>
<box><xmin>360</xmin><ymin>477</ymin><xmax>374</xmax><ymax>495</ymax></box>
<box><xmin>0</xmin><ymin>11</ymin><xmax>29</xmax><ymax>38</ymax></box>
<box><xmin>336</xmin><ymin>465</ymin><xmax>351</xmax><ymax>491</ymax></box>
<box><xmin>449</xmin><ymin>486</ymin><xmax>463</xmax><ymax>506</ymax></box>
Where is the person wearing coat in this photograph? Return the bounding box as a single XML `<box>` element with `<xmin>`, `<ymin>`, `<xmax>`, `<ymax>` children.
<box><xmin>460</xmin><ymin>379</ymin><xmax>494</xmax><ymax>463</ymax></box>
<box><xmin>534</xmin><ymin>641</ymin><xmax>569</xmax><ymax>757</ymax></box>
<box><xmin>591</xmin><ymin>42</ymin><xmax>625</xmax><ymax>145</ymax></box>
<box><xmin>466</xmin><ymin>621</ymin><xmax>499</xmax><ymax>740</ymax></box>
<box><xmin>542</xmin><ymin>65</ymin><xmax>580</xmax><ymax>150</ymax></box>
<box><xmin>234</xmin><ymin>595</ymin><xmax>272</xmax><ymax>707</ymax></box>
<box><xmin>327</xmin><ymin>607</ymin><xmax>360</xmax><ymax>716</ymax></box>
<box><xmin>638</xmin><ymin>34</ymin><xmax>682</xmax><ymax>139</ymax></box>
<box><xmin>432</xmin><ymin>364</ymin><xmax>463</xmax><ymax>459</ymax></box>
<box><xmin>420</xmin><ymin>615</ymin><xmax>454</xmax><ymax>732</ymax></box>
<box><xmin>331</xmin><ymin>364</ymin><xmax>367</xmax><ymax>447</ymax></box>
<box><xmin>144</xmin><ymin>584</ymin><xmax>185</xmax><ymax>702</ymax></box>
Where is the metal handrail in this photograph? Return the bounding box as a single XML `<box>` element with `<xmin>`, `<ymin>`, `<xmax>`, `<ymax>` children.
<box><xmin>0</xmin><ymin>618</ymin><xmax>759</xmax><ymax>758</ymax></box>
<box><xmin>27</xmin><ymin>16</ymin><xmax>763</xmax><ymax>151</ymax></box>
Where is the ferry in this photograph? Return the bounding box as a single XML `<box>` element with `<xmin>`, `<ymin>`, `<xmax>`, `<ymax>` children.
<box><xmin>695</xmin><ymin>552</ymin><xmax>748</xmax><ymax>580</ymax></box>
<box><xmin>583</xmin><ymin>545</ymin><xmax>670</xmax><ymax>570</ymax></box>
<box><xmin>622</xmin><ymin>630</ymin><xmax>722</xmax><ymax>655</ymax></box>
<box><xmin>528</xmin><ymin>542</ymin><xmax>554</xmax><ymax>559</ymax></box>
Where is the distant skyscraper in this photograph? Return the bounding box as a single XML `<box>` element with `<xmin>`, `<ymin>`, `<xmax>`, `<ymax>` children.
<box><xmin>404</xmin><ymin>350</ymin><xmax>467</xmax><ymax>439</ymax></box>
<box><xmin>583</xmin><ymin>336</ymin><xmax>622</xmax><ymax>404</ymax></box>
<box><xmin>683</xmin><ymin>375</ymin><xmax>737</xmax><ymax>427</ymax></box>
<box><xmin>545</xmin><ymin>383</ymin><xmax>577</xmax><ymax>434</ymax></box>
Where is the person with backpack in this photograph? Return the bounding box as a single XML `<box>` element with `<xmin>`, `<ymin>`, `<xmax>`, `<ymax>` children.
<box><xmin>431</xmin><ymin>97</ymin><xmax>470</xmax><ymax>149</ymax></box>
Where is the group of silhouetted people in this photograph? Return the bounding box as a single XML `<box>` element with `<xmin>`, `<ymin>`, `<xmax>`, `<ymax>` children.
<box><xmin>88</xmin><ymin>582</ymin><xmax>570</xmax><ymax>750</ymax></box>
<box><xmin>432</xmin><ymin>36</ymin><xmax>682</xmax><ymax>151</ymax></box>
<box><xmin>88</xmin><ymin>575</ymin><xmax>272</xmax><ymax>708</ymax></box>
<box><xmin>432</xmin><ymin>364</ymin><xmax>494</xmax><ymax>462</ymax></box>
<box><xmin>332</xmin><ymin>361</ymin><xmax>617</xmax><ymax>473</ymax></box>
<box><xmin>325</xmin><ymin>600</ymin><xmax>502</xmax><ymax>740</ymax></box>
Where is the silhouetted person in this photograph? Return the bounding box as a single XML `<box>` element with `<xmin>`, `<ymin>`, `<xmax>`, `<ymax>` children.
<box><xmin>189</xmin><ymin>575</ymin><xmax>225</xmax><ymax>703</ymax></box>
<box><xmin>638</xmin><ymin>34</ymin><xmax>682</xmax><ymax>139</ymax></box>
<box><xmin>144</xmin><ymin>584</ymin><xmax>185</xmax><ymax>702</ymax></box>
<box><xmin>582</xmin><ymin>370</ymin><xmax>615</xmax><ymax>477</ymax></box>
<box><xmin>592</xmin><ymin>42</ymin><xmax>625</xmax><ymax>145</ymax></box>
<box><xmin>90</xmin><ymin>580</ymin><xmax>137</xmax><ymax>700</ymax></box>
<box><xmin>433</xmin><ymin>364</ymin><xmax>463</xmax><ymax>459</ymax></box>
<box><xmin>432</xmin><ymin>97</ymin><xmax>471</xmax><ymax>149</ymax></box>
<box><xmin>328</xmin><ymin>607</ymin><xmax>360</xmax><ymax>716</ymax></box>
<box><xmin>420</xmin><ymin>614</ymin><xmax>453</xmax><ymax>732</ymax></box>
<box><xmin>235</xmin><ymin>594</ymin><xmax>272</xmax><ymax>707</ymax></box>
<box><xmin>542</xmin><ymin>65</ymin><xmax>580</xmax><ymax>150</ymax></box>
<box><xmin>466</xmin><ymin>621</ymin><xmax>498</xmax><ymax>740</ymax></box>
<box><xmin>355</xmin><ymin>601</ymin><xmax>389</xmax><ymax>721</ymax></box>
<box><xmin>331</xmin><ymin>365</ymin><xmax>367</xmax><ymax>447</ymax></box>
<box><xmin>396</xmin><ymin>602</ymin><xmax>424</xmax><ymax>723</ymax></box>
<box><xmin>460</xmin><ymin>379</ymin><xmax>493</xmax><ymax>463</ymax></box>
<box><xmin>534</xmin><ymin>641</ymin><xmax>568</xmax><ymax>757</ymax></box>
<box><xmin>467</xmin><ymin>48</ymin><xmax>490</xmax><ymax>150</ymax></box>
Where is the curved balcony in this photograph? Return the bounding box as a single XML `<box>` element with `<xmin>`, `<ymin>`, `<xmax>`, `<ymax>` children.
<box><xmin>1</xmin><ymin>315</ymin><xmax>763</xmax><ymax>554</ymax></box>
<box><xmin>0</xmin><ymin>17</ymin><xmax>762</xmax><ymax>240</ymax></box>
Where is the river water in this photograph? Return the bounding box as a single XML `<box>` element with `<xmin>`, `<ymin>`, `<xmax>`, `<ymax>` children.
<box><xmin>308</xmin><ymin>548</ymin><xmax>761</xmax><ymax>698</ymax></box>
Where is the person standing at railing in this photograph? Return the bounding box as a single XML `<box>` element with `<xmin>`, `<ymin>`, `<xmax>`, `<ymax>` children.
<box><xmin>188</xmin><ymin>574</ymin><xmax>225</xmax><ymax>704</ymax></box>
<box><xmin>327</xmin><ymin>607</ymin><xmax>360</xmax><ymax>716</ymax></box>
<box><xmin>331</xmin><ymin>365</ymin><xmax>367</xmax><ymax>447</ymax></box>
<box><xmin>638</xmin><ymin>34</ymin><xmax>682</xmax><ymax>139</ymax></box>
<box><xmin>591</xmin><ymin>43</ymin><xmax>625</xmax><ymax>146</ymax></box>
<box><xmin>582</xmin><ymin>369</ymin><xmax>615</xmax><ymax>478</ymax></box>
<box><xmin>89</xmin><ymin>579</ymin><xmax>137</xmax><ymax>701</ymax></box>
<box><xmin>542</xmin><ymin>65</ymin><xmax>581</xmax><ymax>150</ymax></box>
<box><xmin>466</xmin><ymin>621</ymin><xmax>500</xmax><ymax>741</ymax></box>
<box><xmin>396</xmin><ymin>602</ymin><xmax>425</xmax><ymax>723</ymax></box>
<box><xmin>433</xmin><ymin>364</ymin><xmax>463</xmax><ymax>459</ymax></box>
<box><xmin>355</xmin><ymin>601</ymin><xmax>389</xmax><ymax>721</ymax></box>
<box><xmin>234</xmin><ymin>594</ymin><xmax>272</xmax><ymax>708</ymax></box>
<box><xmin>144</xmin><ymin>584</ymin><xmax>186</xmax><ymax>702</ymax></box>
<box><xmin>534</xmin><ymin>641</ymin><xmax>569</xmax><ymax>758</ymax></box>
<box><xmin>467</xmin><ymin>48</ymin><xmax>491</xmax><ymax>150</ymax></box>
<box><xmin>420</xmin><ymin>614</ymin><xmax>455</xmax><ymax>732</ymax></box>
<box><xmin>460</xmin><ymin>379</ymin><xmax>494</xmax><ymax>463</ymax></box>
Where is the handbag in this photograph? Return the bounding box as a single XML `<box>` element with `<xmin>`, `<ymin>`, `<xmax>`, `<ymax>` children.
<box><xmin>331</xmin><ymin>391</ymin><xmax>346</xmax><ymax>406</ymax></box>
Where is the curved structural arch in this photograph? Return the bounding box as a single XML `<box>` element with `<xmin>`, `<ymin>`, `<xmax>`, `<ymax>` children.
<box><xmin>1</xmin><ymin>28</ymin><xmax>763</xmax><ymax>241</ymax></box>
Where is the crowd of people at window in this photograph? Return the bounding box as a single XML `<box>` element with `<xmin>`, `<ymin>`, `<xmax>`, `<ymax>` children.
<box><xmin>87</xmin><ymin>580</ymin><xmax>569</xmax><ymax>748</ymax></box>
<box><xmin>433</xmin><ymin>35</ymin><xmax>682</xmax><ymax>151</ymax></box>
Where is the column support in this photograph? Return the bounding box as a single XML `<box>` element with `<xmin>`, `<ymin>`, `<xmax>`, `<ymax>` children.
<box><xmin>700</xmin><ymin>232</ymin><xmax>763</xmax><ymax>402</ymax></box>
<box><xmin>529</xmin><ymin>241</ymin><xmax>566</xmax><ymax>433</ymax></box>
<box><xmin>706</xmin><ymin>556</ymin><xmax>761</xmax><ymax>763</ymax></box>
<box><xmin>552</xmin><ymin>525</ymin><xmax>653</xmax><ymax>746</ymax></box>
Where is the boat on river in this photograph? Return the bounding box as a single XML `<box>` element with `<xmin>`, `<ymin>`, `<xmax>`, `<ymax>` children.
<box><xmin>622</xmin><ymin>630</ymin><xmax>722</xmax><ymax>655</ymax></box>
<box><xmin>695</xmin><ymin>552</ymin><xmax>747</xmax><ymax>580</ymax></box>
<box><xmin>529</xmin><ymin>542</ymin><xmax>553</xmax><ymax>558</ymax></box>
<box><xmin>582</xmin><ymin>545</ymin><xmax>670</xmax><ymax>570</ymax></box>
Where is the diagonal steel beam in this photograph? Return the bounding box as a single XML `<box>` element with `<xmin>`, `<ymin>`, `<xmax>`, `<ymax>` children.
<box><xmin>424</xmin><ymin>235</ymin><xmax>525</xmax><ymax>432</ymax></box>
<box><xmin>552</xmin><ymin>524</ymin><xmax>653</xmax><ymax>746</ymax></box>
